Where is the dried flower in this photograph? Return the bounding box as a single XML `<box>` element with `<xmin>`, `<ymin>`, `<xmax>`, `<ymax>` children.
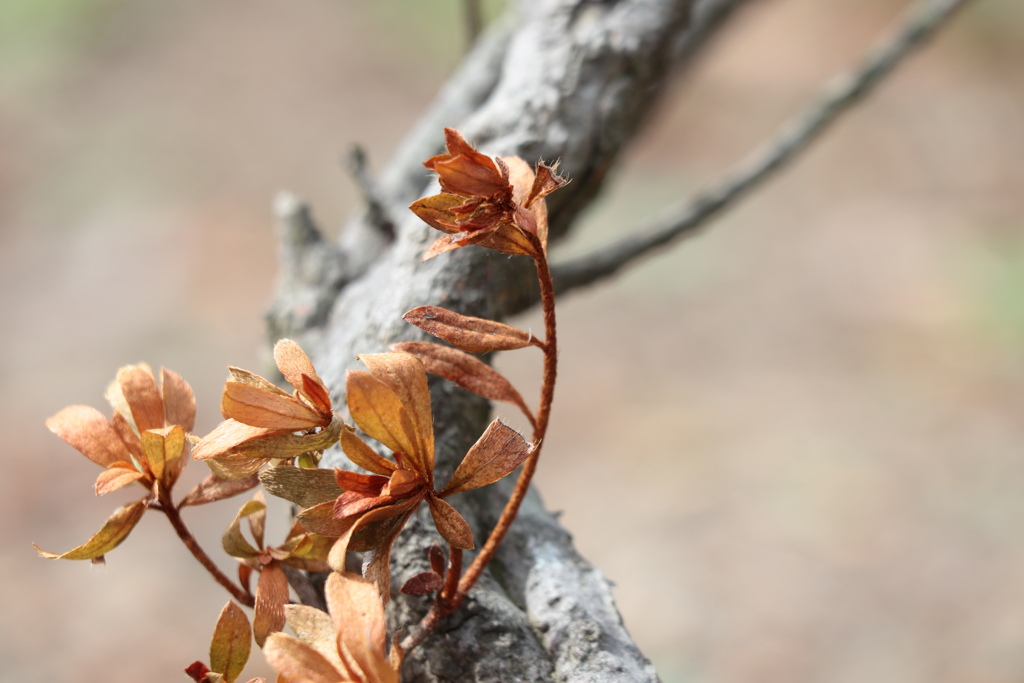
<box><xmin>262</xmin><ymin>571</ymin><xmax>402</xmax><ymax>683</ymax></box>
<box><xmin>194</xmin><ymin>339</ymin><xmax>342</xmax><ymax>479</ymax></box>
<box><xmin>410</xmin><ymin>128</ymin><xmax>565</xmax><ymax>260</ymax></box>
<box><xmin>36</xmin><ymin>364</ymin><xmax>196</xmax><ymax>561</ymax></box>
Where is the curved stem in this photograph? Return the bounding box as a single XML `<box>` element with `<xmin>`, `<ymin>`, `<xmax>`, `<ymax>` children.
<box><xmin>158</xmin><ymin>487</ymin><xmax>255</xmax><ymax>608</ymax></box>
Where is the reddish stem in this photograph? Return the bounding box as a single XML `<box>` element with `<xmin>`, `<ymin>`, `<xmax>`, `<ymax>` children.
<box><xmin>157</xmin><ymin>487</ymin><xmax>255</xmax><ymax>608</ymax></box>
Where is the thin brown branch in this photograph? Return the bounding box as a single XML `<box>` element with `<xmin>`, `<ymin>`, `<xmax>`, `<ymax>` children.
<box><xmin>159</xmin><ymin>488</ymin><xmax>255</xmax><ymax>608</ymax></box>
<box><xmin>551</xmin><ymin>0</ymin><xmax>973</xmax><ymax>295</ymax></box>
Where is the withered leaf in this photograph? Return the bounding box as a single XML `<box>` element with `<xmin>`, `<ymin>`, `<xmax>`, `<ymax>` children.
<box><xmin>94</xmin><ymin>464</ymin><xmax>145</xmax><ymax>496</ymax></box>
<box><xmin>345</xmin><ymin>370</ymin><xmax>419</xmax><ymax>463</ymax></box>
<box><xmin>325</xmin><ymin>571</ymin><xmax>388</xmax><ymax>671</ymax></box>
<box><xmin>429</xmin><ymin>543</ymin><xmax>446</xmax><ymax>576</ymax></box>
<box><xmin>117</xmin><ymin>364</ymin><xmax>164</xmax><ymax>433</ymax></box>
<box><xmin>391</xmin><ymin>341</ymin><xmax>534</xmax><ymax>422</ymax></box>
<box><xmin>183</xmin><ymin>661</ymin><xmax>211</xmax><ymax>682</ymax></box>
<box><xmin>221</xmin><ymin>382</ymin><xmax>322</xmax><ymax>431</ymax></box>
<box><xmin>209</xmin><ymin>600</ymin><xmax>252</xmax><ymax>683</ymax></box>
<box><xmin>400</xmin><ymin>571</ymin><xmax>444</xmax><ymax>596</ymax></box>
<box><xmin>283</xmin><ymin>604</ymin><xmax>344</xmax><ymax>672</ymax></box>
<box><xmin>440</xmin><ymin>419</ymin><xmax>532</xmax><ymax>497</ymax></box>
<box><xmin>140</xmin><ymin>425</ymin><xmax>185</xmax><ymax>486</ymax></box>
<box><xmin>427</xmin><ymin>496</ymin><xmax>474</xmax><ymax>550</ymax></box>
<box><xmin>259</xmin><ymin>466</ymin><xmax>342</xmax><ymax>509</ymax></box>
<box><xmin>263</xmin><ymin>632</ymin><xmax>343</xmax><ymax>683</ymax></box>
<box><xmin>34</xmin><ymin>499</ymin><xmax>147</xmax><ymax>560</ymax></box>
<box><xmin>161</xmin><ymin>367</ymin><xmax>196</xmax><ymax>432</ymax></box>
<box><xmin>357</xmin><ymin>352</ymin><xmax>434</xmax><ymax>478</ymax></box>
<box><xmin>222</xmin><ymin>499</ymin><xmax>266</xmax><ymax>559</ymax></box>
<box><xmin>45</xmin><ymin>405</ymin><xmax>129</xmax><ymax>468</ymax></box>
<box><xmin>179</xmin><ymin>473</ymin><xmax>260</xmax><ymax>508</ymax></box>
<box><xmin>340</xmin><ymin>425</ymin><xmax>396</xmax><ymax>476</ymax></box>
<box><xmin>403</xmin><ymin>305</ymin><xmax>540</xmax><ymax>353</ymax></box>
<box><xmin>334</xmin><ymin>469</ymin><xmax>389</xmax><ymax>497</ymax></box>
<box><xmin>274</xmin><ymin>339</ymin><xmax>328</xmax><ymax>398</ymax></box>
<box><xmin>297</xmin><ymin>501</ymin><xmax>360</xmax><ymax>537</ymax></box>
<box><xmin>253</xmin><ymin>563</ymin><xmax>289</xmax><ymax>648</ymax></box>
<box><xmin>228</xmin><ymin>367</ymin><xmax>290</xmax><ymax>397</ymax></box>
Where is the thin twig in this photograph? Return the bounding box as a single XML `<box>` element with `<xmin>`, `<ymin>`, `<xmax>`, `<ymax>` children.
<box><xmin>159</xmin><ymin>488</ymin><xmax>255</xmax><ymax>608</ymax></box>
<box><xmin>551</xmin><ymin>0</ymin><xmax>973</xmax><ymax>294</ymax></box>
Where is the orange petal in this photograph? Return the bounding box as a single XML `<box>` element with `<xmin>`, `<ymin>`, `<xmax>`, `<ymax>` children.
<box><xmin>117</xmin><ymin>364</ymin><xmax>164</xmax><ymax>432</ymax></box>
<box><xmin>45</xmin><ymin>405</ymin><xmax>130</xmax><ymax>468</ymax></box>
<box><xmin>209</xmin><ymin>601</ymin><xmax>252</xmax><ymax>682</ymax></box>
<box><xmin>334</xmin><ymin>469</ymin><xmax>389</xmax><ymax>497</ymax></box>
<box><xmin>274</xmin><ymin>340</ymin><xmax>330</xmax><ymax>408</ymax></box>
<box><xmin>345</xmin><ymin>370</ymin><xmax>418</xmax><ymax>462</ymax></box>
<box><xmin>140</xmin><ymin>425</ymin><xmax>186</xmax><ymax>487</ymax></box>
<box><xmin>222</xmin><ymin>382</ymin><xmax>323</xmax><ymax>430</ymax></box>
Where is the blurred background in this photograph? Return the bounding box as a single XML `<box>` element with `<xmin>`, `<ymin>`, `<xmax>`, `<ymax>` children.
<box><xmin>3</xmin><ymin>0</ymin><xmax>1023</xmax><ymax>680</ymax></box>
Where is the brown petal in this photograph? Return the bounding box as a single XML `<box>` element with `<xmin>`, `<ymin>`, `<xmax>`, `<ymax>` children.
<box><xmin>400</xmin><ymin>571</ymin><xmax>444</xmax><ymax>596</ymax></box>
<box><xmin>110</xmin><ymin>411</ymin><xmax>144</xmax><ymax>460</ymax></box>
<box><xmin>333</xmin><ymin>492</ymin><xmax>395</xmax><ymax>522</ymax></box>
<box><xmin>391</xmin><ymin>341</ymin><xmax>534</xmax><ymax>423</ymax></box>
<box><xmin>161</xmin><ymin>368</ymin><xmax>196</xmax><ymax>432</ymax></box>
<box><xmin>349</xmin><ymin>501</ymin><xmax>419</xmax><ymax>554</ymax></box>
<box><xmin>117</xmin><ymin>364</ymin><xmax>165</xmax><ymax>432</ymax></box>
<box><xmin>259</xmin><ymin>466</ymin><xmax>342</xmax><ymax>509</ymax></box>
<box><xmin>440</xmin><ymin>419</ymin><xmax>532</xmax><ymax>497</ymax></box>
<box><xmin>427</xmin><ymin>496</ymin><xmax>474</xmax><ymax>550</ymax></box>
<box><xmin>209</xmin><ymin>601</ymin><xmax>252</xmax><ymax>682</ymax></box>
<box><xmin>179</xmin><ymin>473</ymin><xmax>261</xmax><ymax>508</ymax></box>
<box><xmin>222</xmin><ymin>382</ymin><xmax>323</xmax><ymax>430</ymax></box>
<box><xmin>297</xmin><ymin>501</ymin><xmax>360</xmax><ymax>538</ymax></box>
<box><xmin>45</xmin><ymin>405</ymin><xmax>130</xmax><ymax>468</ymax></box>
<box><xmin>429</xmin><ymin>543</ymin><xmax>446</xmax><ymax>576</ymax></box>
<box><xmin>301</xmin><ymin>375</ymin><xmax>333</xmax><ymax>417</ymax></box>
<box><xmin>340</xmin><ymin>425</ymin><xmax>396</xmax><ymax>476</ymax></box>
<box><xmin>262</xmin><ymin>632</ymin><xmax>343</xmax><ymax>683</ymax></box>
<box><xmin>34</xmin><ymin>499</ymin><xmax>147</xmax><ymax>560</ymax></box>
<box><xmin>253</xmin><ymin>562</ymin><xmax>289</xmax><ymax>647</ymax></box>
<box><xmin>409</xmin><ymin>193</ymin><xmax>464</xmax><ymax>234</ymax></box>
<box><xmin>222</xmin><ymin>499</ymin><xmax>265</xmax><ymax>559</ymax></box>
<box><xmin>94</xmin><ymin>464</ymin><xmax>146</xmax><ymax>496</ymax></box>
<box><xmin>381</xmin><ymin>469</ymin><xmax>422</xmax><ymax>498</ymax></box>
<box><xmin>358</xmin><ymin>352</ymin><xmax>434</xmax><ymax>478</ymax></box>
<box><xmin>403</xmin><ymin>306</ymin><xmax>541</xmax><ymax>353</ymax></box>
<box><xmin>345</xmin><ymin>370</ymin><xmax>418</xmax><ymax>462</ymax></box>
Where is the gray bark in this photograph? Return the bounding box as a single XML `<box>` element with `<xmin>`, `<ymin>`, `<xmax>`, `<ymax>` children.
<box><xmin>267</xmin><ymin>1</ymin><xmax>709</xmax><ymax>680</ymax></box>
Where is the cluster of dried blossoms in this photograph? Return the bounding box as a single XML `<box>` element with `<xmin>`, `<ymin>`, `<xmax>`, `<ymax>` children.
<box><xmin>38</xmin><ymin>129</ymin><xmax>564</xmax><ymax>682</ymax></box>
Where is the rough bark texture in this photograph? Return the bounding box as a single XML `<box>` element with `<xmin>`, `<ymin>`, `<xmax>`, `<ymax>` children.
<box><xmin>267</xmin><ymin>1</ymin><xmax>703</xmax><ymax>680</ymax></box>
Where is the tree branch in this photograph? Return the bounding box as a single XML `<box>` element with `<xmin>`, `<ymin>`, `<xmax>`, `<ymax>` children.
<box><xmin>550</xmin><ymin>0</ymin><xmax>973</xmax><ymax>295</ymax></box>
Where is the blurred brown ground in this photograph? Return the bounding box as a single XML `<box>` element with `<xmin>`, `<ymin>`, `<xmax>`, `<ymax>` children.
<box><xmin>2</xmin><ymin>1</ymin><xmax>1023</xmax><ymax>681</ymax></box>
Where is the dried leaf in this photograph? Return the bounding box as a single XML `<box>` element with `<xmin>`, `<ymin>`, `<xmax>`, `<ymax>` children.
<box><xmin>300</xmin><ymin>375</ymin><xmax>333</xmax><ymax>416</ymax></box>
<box><xmin>248</xmin><ymin>490</ymin><xmax>267</xmax><ymax>550</ymax></box>
<box><xmin>297</xmin><ymin>501</ymin><xmax>360</xmax><ymax>537</ymax></box>
<box><xmin>221</xmin><ymin>382</ymin><xmax>322</xmax><ymax>431</ymax></box>
<box><xmin>428</xmin><ymin>544</ymin><xmax>446</xmax><ymax>576</ymax></box>
<box><xmin>403</xmin><ymin>305</ymin><xmax>540</xmax><ymax>354</ymax></box>
<box><xmin>184</xmin><ymin>661</ymin><xmax>211</xmax><ymax>682</ymax></box>
<box><xmin>283</xmin><ymin>604</ymin><xmax>344</xmax><ymax>672</ymax></box>
<box><xmin>273</xmin><ymin>339</ymin><xmax>328</xmax><ymax>399</ymax></box>
<box><xmin>94</xmin><ymin>464</ymin><xmax>145</xmax><ymax>496</ymax></box>
<box><xmin>161</xmin><ymin>367</ymin><xmax>196</xmax><ymax>432</ymax></box>
<box><xmin>340</xmin><ymin>425</ymin><xmax>396</xmax><ymax>476</ymax></box>
<box><xmin>179</xmin><ymin>473</ymin><xmax>260</xmax><ymax>508</ymax></box>
<box><xmin>45</xmin><ymin>405</ymin><xmax>129</xmax><ymax>468</ymax></box>
<box><xmin>426</xmin><ymin>496</ymin><xmax>474</xmax><ymax>550</ymax></box>
<box><xmin>381</xmin><ymin>469</ymin><xmax>421</xmax><ymax>498</ymax></box>
<box><xmin>325</xmin><ymin>571</ymin><xmax>388</xmax><ymax>672</ymax></box>
<box><xmin>140</xmin><ymin>425</ymin><xmax>185</xmax><ymax>486</ymax></box>
<box><xmin>193</xmin><ymin>420</ymin><xmax>270</xmax><ymax>461</ymax></box>
<box><xmin>228</xmin><ymin>367</ymin><xmax>290</xmax><ymax>397</ymax></box>
<box><xmin>391</xmin><ymin>341</ymin><xmax>533</xmax><ymax>420</ymax></box>
<box><xmin>222</xmin><ymin>499</ymin><xmax>266</xmax><ymax>559</ymax></box>
<box><xmin>345</xmin><ymin>370</ymin><xmax>418</xmax><ymax>461</ymax></box>
<box><xmin>209</xmin><ymin>601</ymin><xmax>252</xmax><ymax>683</ymax></box>
<box><xmin>34</xmin><ymin>499</ymin><xmax>147</xmax><ymax>560</ymax></box>
<box><xmin>263</xmin><ymin>632</ymin><xmax>343</xmax><ymax>683</ymax></box>
<box><xmin>253</xmin><ymin>563</ymin><xmax>289</xmax><ymax>647</ymax></box>
<box><xmin>440</xmin><ymin>419</ymin><xmax>531</xmax><ymax>497</ymax></box>
<box><xmin>334</xmin><ymin>469</ymin><xmax>389</xmax><ymax>496</ymax></box>
<box><xmin>110</xmin><ymin>411</ymin><xmax>144</xmax><ymax>460</ymax></box>
<box><xmin>117</xmin><ymin>364</ymin><xmax>164</xmax><ymax>432</ymax></box>
<box><xmin>409</xmin><ymin>191</ymin><xmax>467</xmax><ymax>234</ymax></box>
<box><xmin>400</xmin><ymin>571</ymin><xmax>444</xmax><ymax>596</ymax></box>
<box><xmin>357</xmin><ymin>352</ymin><xmax>434</xmax><ymax>478</ymax></box>
<box><xmin>259</xmin><ymin>466</ymin><xmax>342</xmax><ymax>509</ymax></box>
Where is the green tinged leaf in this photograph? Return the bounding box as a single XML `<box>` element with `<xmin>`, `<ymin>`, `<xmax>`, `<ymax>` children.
<box><xmin>209</xmin><ymin>601</ymin><xmax>252</xmax><ymax>683</ymax></box>
<box><xmin>34</xmin><ymin>499</ymin><xmax>147</xmax><ymax>560</ymax></box>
